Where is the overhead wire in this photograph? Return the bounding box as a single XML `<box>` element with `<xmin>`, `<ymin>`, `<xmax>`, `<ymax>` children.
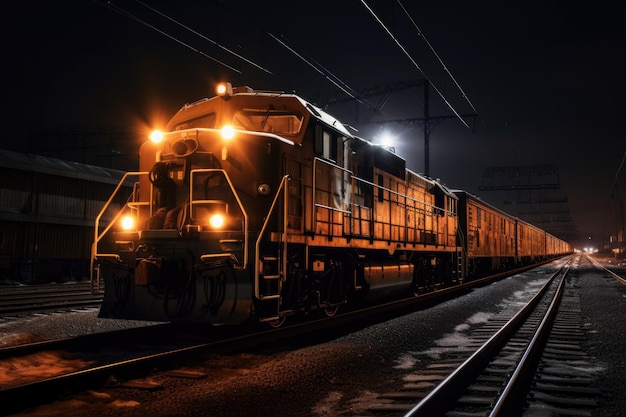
<box><xmin>268</xmin><ymin>33</ymin><xmax>381</xmax><ymax>114</ymax></box>
<box><xmin>96</xmin><ymin>0</ymin><xmax>271</xmax><ymax>75</ymax></box>
<box><xmin>359</xmin><ymin>0</ymin><xmax>472</xmax><ymax>130</ymax></box>
<box><xmin>606</xmin><ymin>151</ymin><xmax>626</xmax><ymax>248</ymax></box>
<box><xmin>611</xmin><ymin>151</ymin><xmax>626</xmax><ymax>196</ymax></box>
<box><xmin>133</xmin><ymin>0</ymin><xmax>273</xmax><ymax>75</ymax></box>
<box><xmin>99</xmin><ymin>1</ymin><xmax>240</xmax><ymax>73</ymax></box>
<box><xmin>396</xmin><ymin>0</ymin><xmax>477</xmax><ymax>114</ymax></box>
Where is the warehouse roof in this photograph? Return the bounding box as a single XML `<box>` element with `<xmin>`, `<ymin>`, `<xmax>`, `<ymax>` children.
<box><xmin>0</xmin><ymin>148</ymin><xmax>125</xmax><ymax>185</ymax></box>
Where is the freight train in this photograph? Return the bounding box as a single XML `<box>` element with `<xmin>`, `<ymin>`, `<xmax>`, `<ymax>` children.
<box><xmin>91</xmin><ymin>82</ymin><xmax>572</xmax><ymax>327</ymax></box>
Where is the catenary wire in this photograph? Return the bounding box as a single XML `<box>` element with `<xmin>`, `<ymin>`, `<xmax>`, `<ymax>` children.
<box><xmin>268</xmin><ymin>34</ymin><xmax>379</xmax><ymax>111</ymax></box>
<box><xmin>396</xmin><ymin>0</ymin><xmax>477</xmax><ymax>114</ymax></box>
<box><xmin>268</xmin><ymin>33</ymin><xmax>383</xmax><ymax>116</ymax></box>
<box><xmin>97</xmin><ymin>0</ymin><xmax>242</xmax><ymax>74</ymax></box>
<box><xmin>360</xmin><ymin>0</ymin><xmax>472</xmax><ymax>130</ymax></box>
<box><xmin>133</xmin><ymin>0</ymin><xmax>273</xmax><ymax>75</ymax></box>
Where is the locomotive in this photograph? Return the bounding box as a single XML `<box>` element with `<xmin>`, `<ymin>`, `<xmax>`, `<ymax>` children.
<box><xmin>91</xmin><ymin>82</ymin><xmax>572</xmax><ymax>327</ymax></box>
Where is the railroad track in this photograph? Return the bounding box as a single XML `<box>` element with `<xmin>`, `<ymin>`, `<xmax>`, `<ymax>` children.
<box><xmin>360</xmin><ymin>256</ymin><xmax>608</xmax><ymax>417</ymax></box>
<box><xmin>587</xmin><ymin>255</ymin><xmax>626</xmax><ymax>285</ymax></box>
<box><xmin>0</xmin><ymin>321</ymin><xmax>248</xmax><ymax>415</ymax></box>
<box><xmin>0</xmin><ymin>281</ymin><xmax>103</xmax><ymax>317</ymax></box>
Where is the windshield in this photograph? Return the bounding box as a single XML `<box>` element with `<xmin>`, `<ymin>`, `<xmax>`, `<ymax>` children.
<box><xmin>173</xmin><ymin>113</ymin><xmax>217</xmax><ymax>131</ymax></box>
<box><xmin>232</xmin><ymin>108</ymin><xmax>303</xmax><ymax>135</ymax></box>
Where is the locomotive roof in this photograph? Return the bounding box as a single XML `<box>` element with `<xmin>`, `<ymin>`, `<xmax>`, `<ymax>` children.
<box><xmin>452</xmin><ymin>188</ymin><xmax>536</xmax><ymax>226</ymax></box>
<box><xmin>451</xmin><ymin>189</ymin><xmax>510</xmax><ymax>215</ymax></box>
<box><xmin>167</xmin><ymin>88</ymin><xmax>353</xmax><ymax>143</ymax></box>
<box><xmin>430</xmin><ymin>179</ymin><xmax>458</xmax><ymax>200</ymax></box>
<box><xmin>293</xmin><ymin>95</ymin><xmax>353</xmax><ymax>138</ymax></box>
<box><xmin>228</xmin><ymin>87</ymin><xmax>353</xmax><ymax>137</ymax></box>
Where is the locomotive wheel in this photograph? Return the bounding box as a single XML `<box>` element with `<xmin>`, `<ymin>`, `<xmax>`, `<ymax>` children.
<box><xmin>266</xmin><ymin>316</ymin><xmax>286</xmax><ymax>328</ymax></box>
<box><xmin>323</xmin><ymin>305</ymin><xmax>339</xmax><ymax>317</ymax></box>
<box><xmin>412</xmin><ymin>283</ymin><xmax>422</xmax><ymax>296</ymax></box>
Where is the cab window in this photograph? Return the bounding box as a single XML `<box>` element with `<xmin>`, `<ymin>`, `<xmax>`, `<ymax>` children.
<box><xmin>314</xmin><ymin>126</ymin><xmax>339</xmax><ymax>162</ymax></box>
<box><xmin>173</xmin><ymin>113</ymin><xmax>216</xmax><ymax>130</ymax></box>
<box><xmin>232</xmin><ymin>109</ymin><xmax>303</xmax><ymax>135</ymax></box>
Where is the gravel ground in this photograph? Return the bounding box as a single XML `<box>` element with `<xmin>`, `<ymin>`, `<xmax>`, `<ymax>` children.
<box><xmin>0</xmin><ymin>309</ymin><xmax>158</xmax><ymax>348</ymax></box>
<box><xmin>2</xmin><ymin>255</ymin><xmax>624</xmax><ymax>417</ymax></box>
<box><xmin>576</xmin><ymin>256</ymin><xmax>626</xmax><ymax>417</ymax></box>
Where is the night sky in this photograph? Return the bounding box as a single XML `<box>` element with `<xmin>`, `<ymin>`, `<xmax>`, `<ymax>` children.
<box><xmin>3</xmin><ymin>1</ymin><xmax>625</xmax><ymax>249</ymax></box>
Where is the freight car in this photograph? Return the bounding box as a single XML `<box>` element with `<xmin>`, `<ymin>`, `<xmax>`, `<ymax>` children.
<box><xmin>453</xmin><ymin>190</ymin><xmax>573</xmax><ymax>278</ymax></box>
<box><xmin>91</xmin><ymin>82</ymin><xmax>572</xmax><ymax>327</ymax></box>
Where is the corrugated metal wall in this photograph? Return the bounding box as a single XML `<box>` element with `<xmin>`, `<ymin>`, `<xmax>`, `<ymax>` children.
<box><xmin>0</xmin><ymin>151</ymin><xmax>127</xmax><ymax>283</ymax></box>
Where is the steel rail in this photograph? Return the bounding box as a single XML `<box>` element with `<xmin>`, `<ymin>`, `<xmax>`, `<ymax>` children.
<box><xmin>404</xmin><ymin>260</ymin><xmax>570</xmax><ymax>416</ymax></box>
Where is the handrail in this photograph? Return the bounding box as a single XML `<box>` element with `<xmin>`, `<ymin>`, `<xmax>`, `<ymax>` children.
<box><xmin>254</xmin><ymin>175</ymin><xmax>290</xmax><ymax>300</ymax></box>
<box><xmin>89</xmin><ymin>171</ymin><xmax>148</xmax><ymax>291</ymax></box>
<box><xmin>311</xmin><ymin>157</ymin><xmax>456</xmax><ymax>236</ymax></box>
<box><xmin>312</xmin><ymin>157</ymin><xmax>353</xmax><ymax>233</ymax></box>
<box><xmin>352</xmin><ymin>175</ymin><xmax>455</xmax><ymax>216</ymax></box>
<box><xmin>190</xmin><ymin>168</ymin><xmax>249</xmax><ymax>268</ymax></box>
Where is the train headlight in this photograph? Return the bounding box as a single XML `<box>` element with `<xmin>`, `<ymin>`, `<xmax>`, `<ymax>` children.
<box><xmin>150</xmin><ymin>130</ymin><xmax>163</xmax><ymax>144</ymax></box>
<box><xmin>121</xmin><ymin>215</ymin><xmax>135</xmax><ymax>231</ymax></box>
<box><xmin>216</xmin><ymin>82</ymin><xmax>233</xmax><ymax>98</ymax></box>
<box><xmin>209</xmin><ymin>213</ymin><xmax>225</xmax><ymax>229</ymax></box>
<box><xmin>221</xmin><ymin>125</ymin><xmax>235</xmax><ymax>140</ymax></box>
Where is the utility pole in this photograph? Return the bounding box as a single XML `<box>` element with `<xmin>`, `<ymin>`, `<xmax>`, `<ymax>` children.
<box><xmin>424</xmin><ymin>79</ymin><xmax>430</xmax><ymax>177</ymax></box>
<box><xmin>318</xmin><ymin>79</ymin><xmax>476</xmax><ymax>178</ymax></box>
